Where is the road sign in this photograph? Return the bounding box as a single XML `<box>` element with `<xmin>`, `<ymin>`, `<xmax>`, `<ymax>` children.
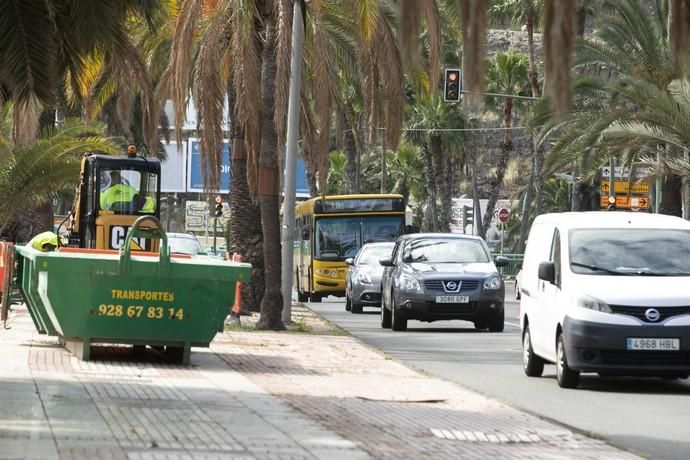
<box><xmin>599</xmin><ymin>195</ymin><xmax>649</xmax><ymax>209</ymax></box>
<box><xmin>498</xmin><ymin>208</ymin><xmax>510</xmax><ymax>223</ymax></box>
<box><xmin>600</xmin><ymin>181</ymin><xmax>649</xmax><ymax>194</ymax></box>
<box><xmin>601</xmin><ymin>165</ymin><xmax>650</xmax><ymax>179</ymax></box>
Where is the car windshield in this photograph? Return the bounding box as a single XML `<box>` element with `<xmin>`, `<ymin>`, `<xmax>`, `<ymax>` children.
<box><xmin>315</xmin><ymin>216</ymin><xmax>403</xmax><ymax>260</ymax></box>
<box><xmin>569</xmin><ymin>228</ymin><xmax>690</xmax><ymax>275</ymax></box>
<box><xmin>403</xmin><ymin>238</ymin><xmax>489</xmax><ymax>263</ymax></box>
<box><xmin>357</xmin><ymin>245</ymin><xmax>394</xmax><ymax>265</ymax></box>
<box><xmin>168</xmin><ymin>235</ymin><xmax>204</xmax><ymax>255</ymax></box>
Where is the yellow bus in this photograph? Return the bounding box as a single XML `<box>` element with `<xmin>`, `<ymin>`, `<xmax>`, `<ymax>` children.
<box><xmin>295</xmin><ymin>194</ymin><xmax>407</xmax><ymax>302</ymax></box>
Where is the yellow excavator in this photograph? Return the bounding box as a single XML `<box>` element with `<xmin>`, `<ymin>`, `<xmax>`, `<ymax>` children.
<box><xmin>67</xmin><ymin>146</ymin><xmax>161</xmax><ymax>251</ymax></box>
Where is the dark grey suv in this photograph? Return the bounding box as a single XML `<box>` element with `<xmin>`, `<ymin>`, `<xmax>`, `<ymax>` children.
<box><xmin>380</xmin><ymin>234</ymin><xmax>509</xmax><ymax>332</ymax></box>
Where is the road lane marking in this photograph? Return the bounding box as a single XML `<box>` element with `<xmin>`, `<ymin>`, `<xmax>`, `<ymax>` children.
<box><xmin>505</xmin><ymin>321</ymin><xmax>521</xmax><ymax>329</ymax></box>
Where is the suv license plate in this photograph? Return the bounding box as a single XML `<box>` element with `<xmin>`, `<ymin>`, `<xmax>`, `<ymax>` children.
<box><xmin>435</xmin><ymin>295</ymin><xmax>469</xmax><ymax>304</ymax></box>
<box><xmin>626</xmin><ymin>338</ymin><xmax>680</xmax><ymax>351</ymax></box>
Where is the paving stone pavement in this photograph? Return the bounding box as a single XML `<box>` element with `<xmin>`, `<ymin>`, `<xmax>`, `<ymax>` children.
<box><xmin>0</xmin><ymin>303</ymin><xmax>639</xmax><ymax>460</ymax></box>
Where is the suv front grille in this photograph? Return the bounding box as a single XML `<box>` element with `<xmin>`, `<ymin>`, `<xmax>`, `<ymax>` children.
<box><xmin>423</xmin><ymin>280</ymin><xmax>480</xmax><ymax>292</ymax></box>
<box><xmin>609</xmin><ymin>305</ymin><xmax>690</xmax><ymax>322</ymax></box>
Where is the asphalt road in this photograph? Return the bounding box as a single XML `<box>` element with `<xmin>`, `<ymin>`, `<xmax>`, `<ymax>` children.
<box><xmin>305</xmin><ymin>288</ymin><xmax>690</xmax><ymax>460</ymax></box>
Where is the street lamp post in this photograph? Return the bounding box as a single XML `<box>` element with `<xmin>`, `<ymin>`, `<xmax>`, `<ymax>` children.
<box><xmin>280</xmin><ymin>0</ymin><xmax>304</xmax><ymax>325</ymax></box>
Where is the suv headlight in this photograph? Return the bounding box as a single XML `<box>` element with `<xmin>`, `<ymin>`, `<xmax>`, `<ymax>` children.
<box><xmin>399</xmin><ymin>274</ymin><xmax>421</xmax><ymax>291</ymax></box>
<box><xmin>483</xmin><ymin>275</ymin><xmax>501</xmax><ymax>290</ymax></box>
<box><xmin>357</xmin><ymin>271</ymin><xmax>373</xmax><ymax>285</ymax></box>
<box><xmin>576</xmin><ymin>294</ymin><xmax>612</xmax><ymax>313</ymax></box>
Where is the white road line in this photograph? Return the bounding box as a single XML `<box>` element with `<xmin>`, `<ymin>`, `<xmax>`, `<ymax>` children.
<box><xmin>504</xmin><ymin>321</ymin><xmax>521</xmax><ymax>329</ymax></box>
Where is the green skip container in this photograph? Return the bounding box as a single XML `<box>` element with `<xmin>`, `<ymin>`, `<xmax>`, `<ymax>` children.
<box><xmin>15</xmin><ymin>216</ymin><xmax>251</xmax><ymax>364</ymax></box>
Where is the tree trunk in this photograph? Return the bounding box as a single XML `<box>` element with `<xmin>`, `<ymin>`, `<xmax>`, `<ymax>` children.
<box><xmin>1</xmin><ymin>203</ymin><xmax>53</xmax><ymax>243</ymax></box>
<box><xmin>343</xmin><ymin>113</ymin><xmax>357</xmax><ymax>194</ymax></box>
<box><xmin>255</xmin><ymin>12</ymin><xmax>285</xmax><ymax>331</ymax></box>
<box><xmin>533</xmin><ymin>138</ymin><xmax>545</xmax><ymax>216</ymax></box>
<box><xmin>517</xmin><ymin>150</ymin><xmax>535</xmax><ymax>253</ymax></box>
<box><xmin>431</xmin><ymin>134</ymin><xmax>452</xmax><ymax>232</ymax></box>
<box><xmin>421</xmin><ymin>141</ymin><xmax>439</xmax><ymax>232</ymax></box>
<box><xmin>228</xmin><ymin>87</ymin><xmax>264</xmax><ymax>312</ymax></box>
<box><xmin>660</xmin><ymin>175</ymin><xmax>683</xmax><ymax>217</ymax></box>
<box><xmin>526</xmin><ymin>9</ymin><xmax>540</xmax><ymax>98</ymax></box>
<box><xmin>483</xmin><ymin>99</ymin><xmax>512</xmax><ymax>234</ymax></box>
<box><xmin>576</xmin><ymin>6</ymin><xmax>587</xmax><ymax>37</ymax></box>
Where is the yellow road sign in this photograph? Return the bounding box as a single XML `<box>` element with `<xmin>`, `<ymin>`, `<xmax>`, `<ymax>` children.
<box><xmin>600</xmin><ymin>181</ymin><xmax>649</xmax><ymax>194</ymax></box>
<box><xmin>600</xmin><ymin>195</ymin><xmax>649</xmax><ymax>209</ymax></box>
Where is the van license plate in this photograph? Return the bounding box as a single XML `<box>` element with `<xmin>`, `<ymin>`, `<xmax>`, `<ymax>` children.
<box><xmin>436</xmin><ymin>295</ymin><xmax>469</xmax><ymax>304</ymax></box>
<box><xmin>626</xmin><ymin>338</ymin><xmax>679</xmax><ymax>351</ymax></box>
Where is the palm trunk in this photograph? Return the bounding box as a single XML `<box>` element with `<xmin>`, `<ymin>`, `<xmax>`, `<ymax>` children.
<box><xmin>431</xmin><ymin>134</ymin><xmax>452</xmax><ymax>232</ymax></box>
<box><xmin>439</xmin><ymin>141</ymin><xmax>455</xmax><ymax>232</ymax></box>
<box><xmin>421</xmin><ymin>141</ymin><xmax>439</xmax><ymax>232</ymax></box>
<box><xmin>576</xmin><ymin>6</ymin><xmax>587</xmax><ymax>37</ymax></box>
<box><xmin>660</xmin><ymin>175</ymin><xmax>683</xmax><ymax>217</ymax></box>
<box><xmin>526</xmin><ymin>9</ymin><xmax>539</xmax><ymax>98</ymax></box>
<box><xmin>256</xmin><ymin>13</ymin><xmax>285</xmax><ymax>331</ymax></box>
<box><xmin>343</xmin><ymin>113</ymin><xmax>357</xmax><ymax>194</ymax></box>
<box><xmin>533</xmin><ymin>140</ymin><xmax>544</xmax><ymax>216</ymax></box>
<box><xmin>517</xmin><ymin>154</ymin><xmax>534</xmax><ymax>252</ymax></box>
<box><xmin>483</xmin><ymin>99</ymin><xmax>512</xmax><ymax>233</ymax></box>
<box><xmin>228</xmin><ymin>87</ymin><xmax>264</xmax><ymax>312</ymax></box>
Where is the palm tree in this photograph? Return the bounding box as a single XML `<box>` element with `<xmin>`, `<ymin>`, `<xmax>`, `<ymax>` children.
<box><xmin>406</xmin><ymin>93</ymin><xmax>464</xmax><ymax>232</ymax></box>
<box><xmin>0</xmin><ymin>115</ymin><xmax>122</xmax><ymax>241</ymax></box>
<box><xmin>0</xmin><ymin>1</ymin><xmax>160</xmax><ymax>145</ymax></box>
<box><xmin>544</xmin><ymin>0</ymin><xmax>685</xmax><ymax>216</ymax></box>
<box><xmin>388</xmin><ymin>143</ymin><xmax>424</xmax><ymax>205</ymax></box>
<box><xmin>482</xmin><ymin>49</ymin><xmax>529</xmax><ymax>236</ymax></box>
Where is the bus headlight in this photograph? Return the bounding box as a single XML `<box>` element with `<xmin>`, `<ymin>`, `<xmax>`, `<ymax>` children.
<box><xmin>316</xmin><ymin>268</ymin><xmax>337</xmax><ymax>278</ymax></box>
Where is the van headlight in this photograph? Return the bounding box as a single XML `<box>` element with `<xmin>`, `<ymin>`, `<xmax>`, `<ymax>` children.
<box><xmin>483</xmin><ymin>275</ymin><xmax>501</xmax><ymax>290</ymax></box>
<box><xmin>357</xmin><ymin>272</ymin><xmax>373</xmax><ymax>285</ymax></box>
<box><xmin>576</xmin><ymin>294</ymin><xmax>612</xmax><ymax>313</ymax></box>
<box><xmin>399</xmin><ymin>274</ymin><xmax>421</xmax><ymax>291</ymax></box>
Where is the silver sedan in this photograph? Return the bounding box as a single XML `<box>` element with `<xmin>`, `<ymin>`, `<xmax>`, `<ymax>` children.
<box><xmin>345</xmin><ymin>242</ymin><xmax>395</xmax><ymax>314</ymax></box>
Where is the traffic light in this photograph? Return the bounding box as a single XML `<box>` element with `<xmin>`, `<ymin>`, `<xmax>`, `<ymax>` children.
<box><xmin>214</xmin><ymin>196</ymin><xmax>223</xmax><ymax>217</ymax></box>
<box><xmin>444</xmin><ymin>69</ymin><xmax>462</xmax><ymax>102</ymax></box>
<box><xmin>462</xmin><ymin>205</ymin><xmax>473</xmax><ymax>234</ymax></box>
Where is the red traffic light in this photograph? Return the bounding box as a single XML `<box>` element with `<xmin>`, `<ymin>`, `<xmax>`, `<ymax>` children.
<box><xmin>215</xmin><ymin>195</ymin><xmax>222</xmax><ymax>204</ymax></box>
<box><xmin>444</xmin><ymin>69</ymin><xmax>462</xmax><ymax>102</ymax></box>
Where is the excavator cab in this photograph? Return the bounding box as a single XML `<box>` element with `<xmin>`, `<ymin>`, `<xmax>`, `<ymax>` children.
<box><xmin>69</xmin><ymin>150</ymin><xmax>161</xmax><ymax>251</ymax></box>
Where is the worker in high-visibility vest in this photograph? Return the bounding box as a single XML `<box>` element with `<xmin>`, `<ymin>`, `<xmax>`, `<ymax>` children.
<box><xmin>28</xmin><ymin>231</ymin><xmax>63</xmax><ymax>252</ymax></box>
<box><xmin>100</xmin><ymin>171</ymin><xmax>137</xmax><ymax>211</ymax></box>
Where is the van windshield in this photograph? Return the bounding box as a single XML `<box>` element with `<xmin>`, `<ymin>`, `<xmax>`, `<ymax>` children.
<box><xmin>569</xmin><ymin>228</ymin><xmax>690</xmax><ymax>276</ymax></box>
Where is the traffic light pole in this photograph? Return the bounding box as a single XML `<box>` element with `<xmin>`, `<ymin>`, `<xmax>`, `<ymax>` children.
<box><xmin>280</xmin><ymin>0</ymin><xmax>304</xmax><ymax>325</ymax></box>
<box><xmin>213</xmin><ymin>217</ymin><xmax>217</xmax><ymax>254</ymax></box>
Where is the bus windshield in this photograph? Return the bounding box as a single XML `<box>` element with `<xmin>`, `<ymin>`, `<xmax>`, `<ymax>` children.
<box><xmin>315</xmin><ymin>216</ymin><xmax>403</xmax><ymax>260</ymax></box>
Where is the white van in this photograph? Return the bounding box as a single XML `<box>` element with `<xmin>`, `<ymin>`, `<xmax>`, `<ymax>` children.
<box><xmin>519</xmin><ymin>212</ymin><xmax>690</xmax><ymax>388</ymax></box>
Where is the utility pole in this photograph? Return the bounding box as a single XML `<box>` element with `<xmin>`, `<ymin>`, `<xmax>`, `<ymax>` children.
<box><xmin>281</xmin><ymin>0</ymin><xmax>304</xmax><ymax>325</ymax></box>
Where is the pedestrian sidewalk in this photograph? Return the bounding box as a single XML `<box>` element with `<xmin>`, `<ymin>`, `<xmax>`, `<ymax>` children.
<box><xmin>0</xmin><ymin>303</ymin><xmax>638</xmax><ymax>460</ymax></box>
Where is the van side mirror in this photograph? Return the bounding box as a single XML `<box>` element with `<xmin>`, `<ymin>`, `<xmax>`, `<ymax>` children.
<box><xmin>495</xmin><ymin>256</ymin><xmax>510</xmax><ymax>267</ymax></box>
<box><xmin>538</xmin><ymin>261</ymin><xmax>555</xmax><ymax>284</ymax></box>
<box><xmin>379</xmin><ymin>257</ymin><xmax>394</xmax><ymax>267</ymax></box>
<box><xmin>345</xmin><ymin>258</ymin><xmax>354</xmax><ymax>266</ymax></box>
<box><xmin>405</xmin><ymin>224</ymin><xmax>419</xmax><ymax>234</ymax></box>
